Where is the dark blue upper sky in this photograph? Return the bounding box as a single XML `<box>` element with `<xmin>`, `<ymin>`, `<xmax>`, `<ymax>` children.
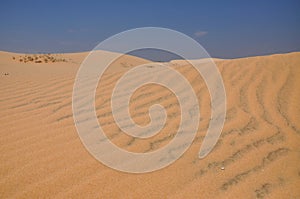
<box><xmin>0</xmin><ymin>0</ymin><xmax>299</xmax><ymax>58</ymax></box>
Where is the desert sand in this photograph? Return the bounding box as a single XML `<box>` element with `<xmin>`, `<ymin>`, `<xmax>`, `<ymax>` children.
<box><xmin>0</xmin><ymin>50</ymin><xmax>299</xmax><ymax>198</ymax></box>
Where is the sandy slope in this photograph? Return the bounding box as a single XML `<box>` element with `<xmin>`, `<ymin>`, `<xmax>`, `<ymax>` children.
<box><xmin>0</xmin><ymin>51</ymin><xmax>299</xmax><ymax>198</ymax></box>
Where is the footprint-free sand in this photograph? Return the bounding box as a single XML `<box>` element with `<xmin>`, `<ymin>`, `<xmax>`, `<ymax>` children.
<box><xmin>1</xmin><ymin>51</ymin><xmax>299</xmax><ymax>198</ymax></box>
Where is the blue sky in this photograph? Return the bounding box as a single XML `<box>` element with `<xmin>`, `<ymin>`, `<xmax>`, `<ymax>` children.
<box><xmin>0</xmin><ymin>0</ymin><xmax>299</xmax><ymax>58</ymax></box>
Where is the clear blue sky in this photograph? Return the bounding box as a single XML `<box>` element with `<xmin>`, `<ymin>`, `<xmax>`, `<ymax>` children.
<box><xmin>0</xmin><ymin>0</ymin><xmax>299</xmax><ymax>58</ymax></box>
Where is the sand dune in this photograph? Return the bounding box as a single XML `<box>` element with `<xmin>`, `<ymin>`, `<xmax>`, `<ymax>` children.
<box><xmin>0</xmin><ymin>51</ymin><xmax>299</xmax><ymax>198</ymax></box>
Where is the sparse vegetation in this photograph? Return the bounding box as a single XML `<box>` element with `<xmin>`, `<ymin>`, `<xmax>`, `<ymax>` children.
<box><xmin>13</xmin><ymin>54</ymin><xmax>68</xmax><ymax>64</ymax></box>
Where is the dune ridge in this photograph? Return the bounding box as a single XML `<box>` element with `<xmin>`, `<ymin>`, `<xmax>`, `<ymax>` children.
<box><xmin>0</xmin><ymin>51</ymin><xmax>299</xmax><ymax>198</ymax></box>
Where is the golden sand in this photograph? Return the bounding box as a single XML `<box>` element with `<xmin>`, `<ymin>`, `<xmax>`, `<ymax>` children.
<box><xmin>1</xmin><ymin>51</ymin><xmax>299</xmax><ymax>198</ymax></box>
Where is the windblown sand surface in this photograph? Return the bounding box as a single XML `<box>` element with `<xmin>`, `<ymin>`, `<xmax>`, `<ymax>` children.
<box><xmin>0</xmin><ymin>51</ymin><xmax>299</xmax><ymax>198</ymax></box>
